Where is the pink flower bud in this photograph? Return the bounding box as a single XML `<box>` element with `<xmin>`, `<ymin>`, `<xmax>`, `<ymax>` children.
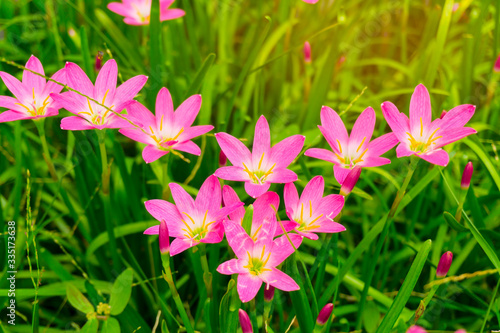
<box><xmin>219</xmin><ymin>150</ymin><xmax>227</xmax><ymax>167</ymax></box>
<box><xmin>440</xmin><ymin>110</ymin><xmax>448</xmax><ymax>119</ymax></box>
<box><xmin>452</xmin><ymin>3</ymin><xmax>459</xmax><ymax>12</ymax></box>
<box><xmin>264</xmin><ymin>285</ymin><xmax>275</xmax><ymax>302</ymax></box>
<box><xmin>159</xmin><ymin>220</ymin><xmax>170</xmax><ymax>254</ymax></box>
<box><xmin>95</xmin><ymin>51</ymin><xmax>104</xmax><ymax>72</ymax></box>
<box><xmin>455</xmin><ymin>330</ymin><xmax>466</xmax><ymax>333</ymax></box>
<box><xmin>407</xmin><ymin>325</ymin><xmax>427</xmax><ymax>333</ymax></box>
<box><xmin>495</xmin><ymin>53</ymin><xmax>500</xmax><ymax>73</ymax></box>
<box><xmin>436</xmin><ymin>251</ymin><xmax>453</xmax><ymax>278</ymax></box>
<box><xmin>339</xmin><ymin>166</ymin><xmax>362</xmax><ymax>196</ymax></box>
<box><xmin>304</xmin><ymin>41</ymin><xmax>312</xmax><ymax>63</ymax></box>
<box><xmin>316</xmin><ymin>303</ymin><xmax>334</xmax><ymax>325</ymax></box>
<box><xmin>461</xmin><ymin>161</ymin><xmax>473</xmax><ymax>190</ymax></box>
<box><xmin>238</xmin><ymin>309</ymin><xmax>253</xmax><ymax>333</ymax></box>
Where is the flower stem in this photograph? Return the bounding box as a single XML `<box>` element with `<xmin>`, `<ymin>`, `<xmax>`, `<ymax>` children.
<box><xmin>355</xmin><ymin>156</ymin><xmax>420</xmax><ymax>329</ymax></box>
<box><xmin>98</xmin><ymin>130</ymin><xmax>109</xmax><ymax>195</ymax></box>
<box><xmin>161</xmin><ymin>254</ymin><xmax>195</xmax><ymax>333</ymax></box>
<box><xmin>34</xmin><ymin>119</ymin><xmax>57</xmax><ymax>181</ymax></box>
<box><xmin>199</xmin><ymin>244</ymin><xmax>213</xmax><ymax>298</ymax></box>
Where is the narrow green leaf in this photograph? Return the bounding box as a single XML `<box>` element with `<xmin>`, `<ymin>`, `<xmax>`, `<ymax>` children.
<box><xmin>66</xmin><ymin>284</ymin><xmax>94</xmax><ymax>314</ymax></box>
<box><xmin>443</xmin><ymin>211</ymin><xmax>468</xmax><ymax>232</ymax></box>
<box><xmin>184</xmin><ymin>53</ymin><xmax>216</xmax><ymax>98</ymax></box>
<box><xmin>101</xmin><ymin>317</ymin><xmax>121</xmax><ymax>333</ymax></box>
<box><xmin>242</xmin><ymin>205</ymin><xmax>254</xmax><ymax>235</ymax></box>
<box><xmin>80</xmin><ymin>26</ymin><xmax>94</xmax><ymax>81</ymax></box>
<box><xmin>463</xmin><ymin>137</ymin><xmax>500</xmax><ymax>191</ymax></box>
<box><xmin>362</xmin><ymin>301</ymin><xmax>380</xmax><ymax>333</ymax></box>
<box><xmin>109</xmin><ymin>268</ymin><xmax>134</xmax><ymax>315</ymax></box>
<box><xmin>219</xmin><ymin>279</ymin><xmax>240</xmax><ymax>333</ymax></box>
<box><xmin>287</xmin><ymin>252</ymin><xmax>315</xmax><ymax>332</ymax></box>
<box><xmin>376</xmin><ymin>239</ymin><xmax>432</xmax><ymax>332</ymax></box>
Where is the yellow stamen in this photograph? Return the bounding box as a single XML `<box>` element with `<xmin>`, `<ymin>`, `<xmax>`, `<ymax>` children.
<box><xmin>201</xmin><ymin>210</ymin><xmax>209</xmax><ymax>228</ymax></box>
<box><xmin>180</xmin><ymin>220</ymin><xmax>194</xmax><ymax>234</ymax></box>
<box><xmin>78</xmin><ymin>111</ymin><xmax>92</xmax><ymax>116</ymax></box>
<box><xmin>354</xmin><ymin>148</ymin><xmax>368</xmax><ymax>164</ymax></box>
<box><xmin>15</xmin><ymin>103</ymin><xmax>34</xmax><ymax>115</ymax></box>
<box><xmin>337</xmin><ymin>139</ymin><xmax>343</xmax><ymax>153</ymax></box>
<box><xmin>172</xmin><ymin>128</ymin><xmax>184</xmax><ymax>141</ymax></box>
<box><xmin>258</xmin><ymin>152</ymin><xmax>265</xmax><ymax>170</ymax></box>
<box><xmin>251</xmin><ymin>224</ymin><xmax>263</xmax><ymax>241</ymax></box>
<box><xmin>102</xmin><ymin>89</ymin><xmax>109</xmax><ymax>104</ymax></box>
<box><xmin>263</xmin><ymin>252</ymin><xmax>272</xmax><ymax>266</ymax></box>
<box><xmin>262</xmin><ymin>163</ymin><xmax>276</xmax><ymax>178</ymax></box>
<box><xmin>183</xmin><ymin>212</ymin><xmax>197</xmax><ymax>225</ymax></box>
<box><xmin>300</xmin><ymin>203</ymin><xmax>304</xmax><ymax>222</ymax></box>
<box><xmin>420</xmin><ymin>117</ymin><xmax>423</xmax><ymax>137</ymax></box>
<box><xmin>32</xmin><ymin>88</ymin><xmax>36</xmax><ymax>103</ymax></box>
<box><xmin>260</xmin><ymin>245</ymin><xmax>266</xmax><ymax>261</ymax></box>
<box><xmin>309</xmin><ymin>200</ymin><xmax>313</xmax><ymax>217</ymax></box>
<box><xmin>334</xmin><ymin>152</ymin><xmax>346</xmax><ymax>164</ymax></box>
<box><xmin>356</xmin><ymin>137</ymin><xmax>366</xmax><ymax>152</ymax></box>
<box><xmin>160</xmin><ymin>115</ymin><xmax>164</xmax><ymax>131</ymax></box>
<box><xmin>87</xmin><ymin>99</ymin><xmax>94</xmax><ymax>114</ymax></box>
<box><xmin>307</xmin><ymin>214</ymin><xmax>324</xmax><ymax>227</ymax></box>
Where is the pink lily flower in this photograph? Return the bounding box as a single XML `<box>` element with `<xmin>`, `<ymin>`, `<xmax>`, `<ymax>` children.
<box><xmin>217</xmin><ymin>219</ymin><xmax>303</xmax><ymax>302</ymax></box>
<box><xmin>0</xmin><ymin>55</ymin><xmax>66</xmax><ymax>122</ymax></box>
<box><xmin>381</xmin><ymin>84</ymin><xmax>476</xmax><ymax>166</ymax></box>
<box><xmin>51</xmin><ymin>59</ymin><xmax>147</xmax><ymax>131</ymax></box>
<box><xmin>305</xmin><ymin>106</ymin><xmax>398</xmax><ymax>185</ymax></box>
<box><xmin>215</xmin><ymin>115</ymin><xmax>305</xmax><ymax>198</ymax></box>
<box><xmin>107</xmin><ymin>0</ymin><xmax>185</xmax><ymax>26</ymax></box>
<box><xmin>119</xmin><ymin>87</ymin><xmax>213</xmax><ymax>163</ymax></box>
<box><xmin>222</xmin><ymin>185</ymin><xmax>296</xmax><ymax>238</ymax></box>
<box><xmin>143</xmin><ymin>175</ymin><xmax>243</xmax><ymax>255</ymax></box>
<box><xmin>283</xmin><ymin>175</ymin><xmax>345</xmax><ymax>240</ymax></box>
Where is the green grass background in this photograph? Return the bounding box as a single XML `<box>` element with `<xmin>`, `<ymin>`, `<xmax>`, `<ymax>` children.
<box><xmin>1</xmin><ymin>0</ymin><xmax>500</xmax><ymax>332</ymax></box>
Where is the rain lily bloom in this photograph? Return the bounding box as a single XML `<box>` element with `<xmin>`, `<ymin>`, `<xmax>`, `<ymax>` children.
<box><xmin>52</xmin><ymin>59</ymin><xmax>147</xmax><ymax>131</ymax></box>
<box><xmin>217</xmin><ymin>219</ymin><xmax>303</xmax><ymax>302</ymax></box>
<box><xmin>143</xmin><ymin>175</ymin><xmax>242</xmax><ymax>255</ymax></box>
<box><xmin>304</xmin><ymin>41</ymin><xmax>312</xmax><ymax>63</ymax></box>
<box><xmin>461</xmin><ymin>161</ymin><xmax>473</xmax><ymax>189</ymax></box>
<box><xmin>283</xmin><ymin>175</ymin><xmax>345</xmax><ymax>240</ymax></box>
<box><xmin>0</xmin><ymin>55</ymin><xmax>66</xmax><ymax>122</ymax></box>
<box><xmin>238</xmin><ymin>309</ymin><xmax>253</xmax><ymax>333</ymax></box>
<box><xmin>381</xmin><ymin>84</ymin><xmax>476</xmax><ymax>166</ymax></box>
<box><xmin>339</xmin><ymin>166</ymin><xmax>362</xmax><ymax>196</ymax></box>
<box><xmin>119</xmin><ymin>87</ymin><xmax>213</xmax><ymax>163</ymax></box>
<box><xmin>222</xmin><ymin>186</ymin><xmax>293</xmax><ymax>238</ymax></box>
<box><xmin>316</xmin><ymin>303</ymin><xmax>334</xmax><ymax>325</ymax></box>
<box><xmin>107</xmin><ymin>0</ymin><xmax>185</xmax><ymax>26</ymax></box>
<box><xmin>305</xmin><ymin>106</ymin><xmax>398</xmax><ymax>185</ymax></box>
<box><xmin>215</xmin><ymin>115</ymin><xmax>305</xmax><ymax>198</ymax></box>
<box><xmin>436</xmin><ymin>251</ymin><xmax>453</xmax><ymax>278</ymax></box>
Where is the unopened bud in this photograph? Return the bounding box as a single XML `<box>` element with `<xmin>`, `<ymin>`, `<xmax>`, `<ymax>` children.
<box><xmin>304</xmin><ymin>41</ymin><xmax>312</xmax><ymax>63</ymax></box>
<box><xmin>407</xmin><ymin>326</ymin><xmax>427</xmax><ymax>333</ymax></box>
<box><xmin>219</xmin><ymin>150</ymin><xmax>227</xmax><ymax>167</ymax></box>
<box><xmin>264</xmin><ymin>285</ymin><xmax>275</xmax><ymax>302</ymax></box>
<box><xmin>159</xmin><ymin>220</ymin><xmax>170</xmax><ymax>254</ymax></box>
<box><xmin>495</xmin><ymin>53</ymin><xmax>500</xmax><ymax>73</ymax></box>
<box><xmin>238</xmin><ymin>309</ymin><xmax>253</xmax><ymax>333</ymax></box>
<box><xmin>455</xmin><ymin>330</ymin><xmax>466</xmax><ymax>333</ymax></box>
<box><xmin>339</xmin><ymin>166</ymin><xmax>362</xmax><ymax>196</ymax></box>
<box><xmin>440</xmin><ymin>110</ymin><xmax>448</xmax><ymax>119</ymax></box>
<box><xmin>461</xmin><ymin>161</ymin><xmax>473</xmax><ymax>190</ymax></box>
<box><xmin>95</xmin><ymin>51</ymin><xmax>104</xmax><ymax>72</ymax></box>
<box><xmin>316</xmin><ymin>303</ymin><xmax>334</xmax><ymax>325</ymax></box>
<box><xmin>436</xmin><ymin>251</ymin><xmax>453</xmax><ymax>278</ymax></box>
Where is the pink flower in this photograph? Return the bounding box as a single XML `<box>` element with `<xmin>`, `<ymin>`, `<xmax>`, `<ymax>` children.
<box><xmin>304</xmin><ymin>41</ymin><xmax>312</xmax><ymax>63</ymax></box>
<box><xmin>407</xmin><ymin>326</ymin><xmax>426</xmax><ymax>333</ymax></box>
<box><xmin>461</xmin><ymin>161</ymin><xmax>473</xmax><ymax>189</ymax></box>
<box><xmin>217</xmin><ymin>219</ymin><xmax>302</xmax><ymax>302</ymax></box>
<box><xmin>316</xmin><ymin>303</ymin><xmax>334</xmax><ymax>325</ymax></box>
<box><xmin>222</xmin><ymin>185</ymin><xmax>296</xmax><ymax>238</ymax></box>
<box><xmin>0</xmin><ymin>55</ymin><xmax>66</xmax><ymax>122</ymax></box>
<box><xmin>305</xmin><ymin>106</ymin><xmax>398</xmax><ymax>185</ymax></box>
<box><xmin>382</xmin><ymin>84</ymin><xmax>476</xmax><ymax>166</ymax></box>
<box><xmin>495</xmin><ymin>53</ymin><xmax>500</xmax><ymax>72</ymax></box>
<box><xmin>436</xmin><ymin>251</ymin><xmax>453</xmax><ymax>278</ymax></box>
<box><xmin>119</xmin><ymin>87</ymin><xmax>213</xmax><ymax>163</ymax></box>
<box><xmin>238</xmin><ymin>309</ymin><xmax>253</xmax><ymax>333</ymax></box>
<box><xmin>52</xmin><ymin>59</ymin><xmax>147</xmax><ymax>131</ymax></box>
<box><xmin>215</xmin><ymin>115</ymin><xmax>305</xmax><ymax>198</ymax></box>
<box><xmin>143</xmin><ymin>175</ymin><xmax>242</xmax><ymax>255</ymax></box>
<box><xmin>107</xmin><ymin>0</ymin><xmax>185</xmax><ymax>26</ymax></box>
<box><xmin>283</xmin><ymin>175</ymin><xmax>345</xmax><ymax>240</ymax></box>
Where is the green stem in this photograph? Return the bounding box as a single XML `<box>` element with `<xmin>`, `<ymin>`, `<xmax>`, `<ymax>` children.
<box><xmin>355</xmin><ymin>156</ymin><xmax>419</xmax><ymax>329</ymax></box>
<box><xmin>34</xmin><ymin>119</ymin><xmax>57</xmax><ymax>181</ymax></box>
<box><xmin>98</xmin><ymin>130</ymin><xmax>109</xmax><ymax>195</ymax></box>
<box><xmin>199</xmin><ymin>245</ymin><xmax>213</xmax><ymax>298</ymax></box>
<box><xmin>162</xmin><ymin>254</ymin><xmax>195</xmax><ymax>333</ymax></box>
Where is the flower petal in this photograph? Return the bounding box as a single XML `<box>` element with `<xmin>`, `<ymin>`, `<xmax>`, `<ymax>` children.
<box><xmin>201</xmin><ymin>222</ymin><xmax>224</xmax><ymax>244</ymax></box>
<box><xmin>143</xmin><ymin>225</ymin><xmax>160</xmax><ymax>235</ymax></box>
<box><xmin>217</xmin><ymin>259</ymin><xmax>246</xmax><ymax>275</ymax></box>
<box><xmin>252</xmin><ymin>191</ymin><xmax>280</xmax><ymax>230</ymax></box>
<box><xmin>145</xmin><ymin>199</ymin><xmax>183</xmax><ymax>223</ymax></box>
<box><xmin>381</xmin><ymin>101</ymin><xmax>410</xmax><ymax>142</ymax></box>
<box><xmin>409</xmin><ymin>84</ymin><xmax>432</xmax><ymax>134</ymax></box>
<box><xmin>125</xmin><ymin>101</ymin><xmax>155</xmax><ymax>127</ymax></box>
<box><xmin>333</xmin><ymin>165</ymin><xmax>351</xmax><ymax>185</ymax></box>
<box><xmin>439</xmin><ymin>104</ymin><xmax>475</xmax><ymax>130</ymax></box>
<box><xmin>267</xmin><ymin>233</ymin><xmax>303</xmax><ymax>267</ymax></box>
<box><xmin>170</xmin><ymin>238</ymin><xmax>195</xmax><ymax>256</ymax></box>
<box><xmin>396</xmin><ymin>143</ymin><xmax>415</xmax><ymax>158</ymax></box>
<box><xmin>43</xmin><ymin>68</ymin><xmax>66</xmax><ymax>95</ymax></box>
<box><xmin>160</xmin><ymin>8</ymin><xmax>185</xmax><ymax>21</ymax></box>
<box><xmin>361</xmin><ymin>156</ymin><xmax>392</xmax><ymax>167</ymax></box>
<box><xmin>312</xmin><ymin>221</ymin><xmax>346</xmax><ymax>234</ymax></box>
<box><xmin>419</xmin><ymin>149</ymin><xmax>449</xmax><ymax>166</ymax></box>
<box><xmin>107</xmin><ymin>2</ymin><xmax>132</xmax><ymax>16</ymax></box>
<box><xmin>215</xmin><ymin>132</ymin><xmax>252</xmax><ymax>166</ymax></box>
<box><xmin>245</xmin><ymin>182</ymin><xmax>271</xmax><ymax>198</ymax></box>
<box><xmin>319</xmin><ymin>106</ymin><xmax>348</xmax><ymax>149</ymax></box>
<box><xmin>181</xmin><ymin>125</ymin><xmax>213</xmax><ymax>141</ymax></box>
<box><xmin>254</xmin><ymin>218</ymin><xmax>277</xmax><ymax>249</ymax></box>
<box><xmin>65</xmin><ymin>62</ymin><xmax>94</xmax><ymax>96</ymax></box>
<box><xmin>269</xmin><ymin>135</ymin><xmax>305</xmax><ymax>168</ymax></box>
<box><xmin>170</xmin><ymin>182</ymin><xmax>196</xmax><ymax>215</ymax></box>
<box><xmin>316</xmin><ymin>194</ymin><xmax>344</xmax><ymax>219</ymax></box>
<box><xmin>0</xmin><ymin>96</ymin><xmax>20</xmax><ymax>110</ymax></box>
<box><xmin>114</xmin><ymin>75</ymin><xmax>148</xmax><ymax>106</ymax></box>
<box><xmin>349</xmin><ymin>107</ymin><xmax>375</xmax><ymax>151</ymax></box>
<box><xmin>0</xmin><ymin>110</ymin><xmax>33</xmax><ymax>122</ymax></box>
<box><xmin>60</xmin><ymin>116</ymin><xmax>95</xmax><ymax>130</ymax></box>
<box><xmin>0</xmin><ymin>71</ymin><xmax>30</xmax><ymax>101</ymax></box>
<box><xmin>262</xmin><ymin>268</ymin><xmax>299</xmax><ymax>292</ymax></box>
<box><xmin>174</xmin><ymin>94</ymin><xmax>202</xmax><ymax>128</ymax></box>
<box><xmin>237</xmin><ymin>273</ymin><xmax>262</xmax><ymax>303</ymax></box>
<box><xmin>265</xmin><ymin>168</ymin><xmax>298</xmax><ymax>184</ymax></box>
<box><xmin>174</xmin><ymin>140</ymin><xmax>201</xmax><ymax>156</ymax></box>
<box><xmin>367</xmin><ymin>133</ymin><xmax>398</xmax><ymax>157</ymax></box>
<box><xmin>252</xmin><ymin>115</ymin><xmax>271</xmax><ymax>165</ymax></box>
<box><xmin>284</xmin><ymin>182</ymin><xmax>299</xmax><ymax>219</ymax></box>
<box><xmin>195</xmin><ymin>175</ymin><xmax>221</xmax><ymax>213</ymax></box>
<box><xmin>222</xmin><ymin>185</ymin><xmax>245</xmax><ymax>222</ymax></box>
<box><xmin>223</xmin><ymin>220</ymin><xmax>254</xmax><ymax>259</ymax></box>
<box><xmin>300</xmin><ymin>175</ymin><xmax>324</xmax><ymax>207</ymax></box>
<box><xmin>23</xmin><ymin>55</ymin><xmax>45</xmax><ymax>93</ymax></box>
<box><xmin>142</xmin><ymin>145</ymin><xmax>169</xmax><ymax>163</ymax></box>
<box><xmin>119</xmin><ymin>127</ymin><xmax>153</xmax><ymax>145</ymax></box>
<box><xmin>304</xmin><ymin>148</ymin><xmax>337</xmax><ymax>163</ymax></box>
<box><xmin>95</xmin><ymin>59</ymin><xmax>118</xmax><ymax>102</ymax></box>
<box><xmin>50</xmin><ymin>92</ymin><xmax>86</xmax><ymax>115</ymax></box>
<box><xmin>215</xmin><ymin>166</ymin><xmax>250</xmax><ymax>182</ymax></box>
<box><xmin>155</xmin><ymin>87</ymin><xmax>174</xmax><ymax>129</ymax></box>
<box><xmin>436</xmin><ymin>127</ymin><xmax>477</xmax><ymax>148</ymax></box>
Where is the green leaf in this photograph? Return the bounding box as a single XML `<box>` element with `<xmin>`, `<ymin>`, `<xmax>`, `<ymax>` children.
<box><xmin>376</xmin><ymin>239</ymin><xmax>432</xmax><ymax>332</ymax></box>
<box><xmin>362</xmin><ymin>301</ymin><xmax>380</xmax><ymax>333</ymax></box>
<box><xmin>464</xmin><ymin>137</ymin><xmax>500</xmax><ymax>191</ymax></box>
<box><xmin>287</xmin><ymin>252</ymin><xmax>315</xmax><ymax>332</ymax></box>
<box><xmin>219</xmin><ymin>279</ymin><xmax>240</xmax><ymax>333</ymax></box>
<box><xmin>66</xmin><ymin>284</ymin><xmax>94</xmax><ymax>314</ymax></box>
<box><xmin>101</xmin><ymin>317</ymin><xmax>121</xmax><ymax>333</ymax></box>
<box><xmin>161</xmin><ymin>319</ymin><xmax>170</xmax><ymax>333</ymax></box>
<box><xmin>109</xmin><ymin>268</ymin><xmax>133</xmax><ymax>315</ymax></box>
<box><xmin>81</xmin><ymin>319</ymin><xmax>99</xmax><ymax>333</ymax></box>
<box><xmin>184</xmin><ymin>53</ymin><xmax>216</xmax><ymax>98</ymax></box>
<box><xmin>242</xmin><ymin>205</ymin><xmax>254</xmax><ymax>235</ymax></box>
<box><xmin>443</xmin><ymin>211</ymin><xmax>468</xmax><ymax>232</ymax></box>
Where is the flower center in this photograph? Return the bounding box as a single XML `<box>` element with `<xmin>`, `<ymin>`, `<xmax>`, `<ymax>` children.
<box><xmin>295</xmin><ymin>201</ymin><xmax>322</xmax><ymax>231</ymax></box>
<box><xmin>15</xmin><ymin>89</ymin><xmax>51</xmax><ymax>117</ymax></box>
<box><xmin>243</xmin><ymin>245</ymin><xmax>272</xmax><ymax>276</ymax></box>
<box><xmin>180</xmin><ymin>210</ymin><xmax>215</xmax><ymax>242</ymax></box>
<box><xmin>149</xmin><ymin>121</ymin><xmax>185</xmax><ymax>150</ymax></box>
<box><xmin>242</xmin><ymin>153</ymin><xmax>276</xmax><ymax>185</ymax></box>
<box><xmin>78</xmin><ymin>90</ymin><xmax>114</xmax><ymax>126</ymax></box>
<box><xmin>407</xmin><ymin>118</ymin><xmax>442</xmax><ymax>154</ymax></box>
<box><xmin>334</xmin><ymin>138</ymin><xmax>368</xmax><ymax>167</ymax></box>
